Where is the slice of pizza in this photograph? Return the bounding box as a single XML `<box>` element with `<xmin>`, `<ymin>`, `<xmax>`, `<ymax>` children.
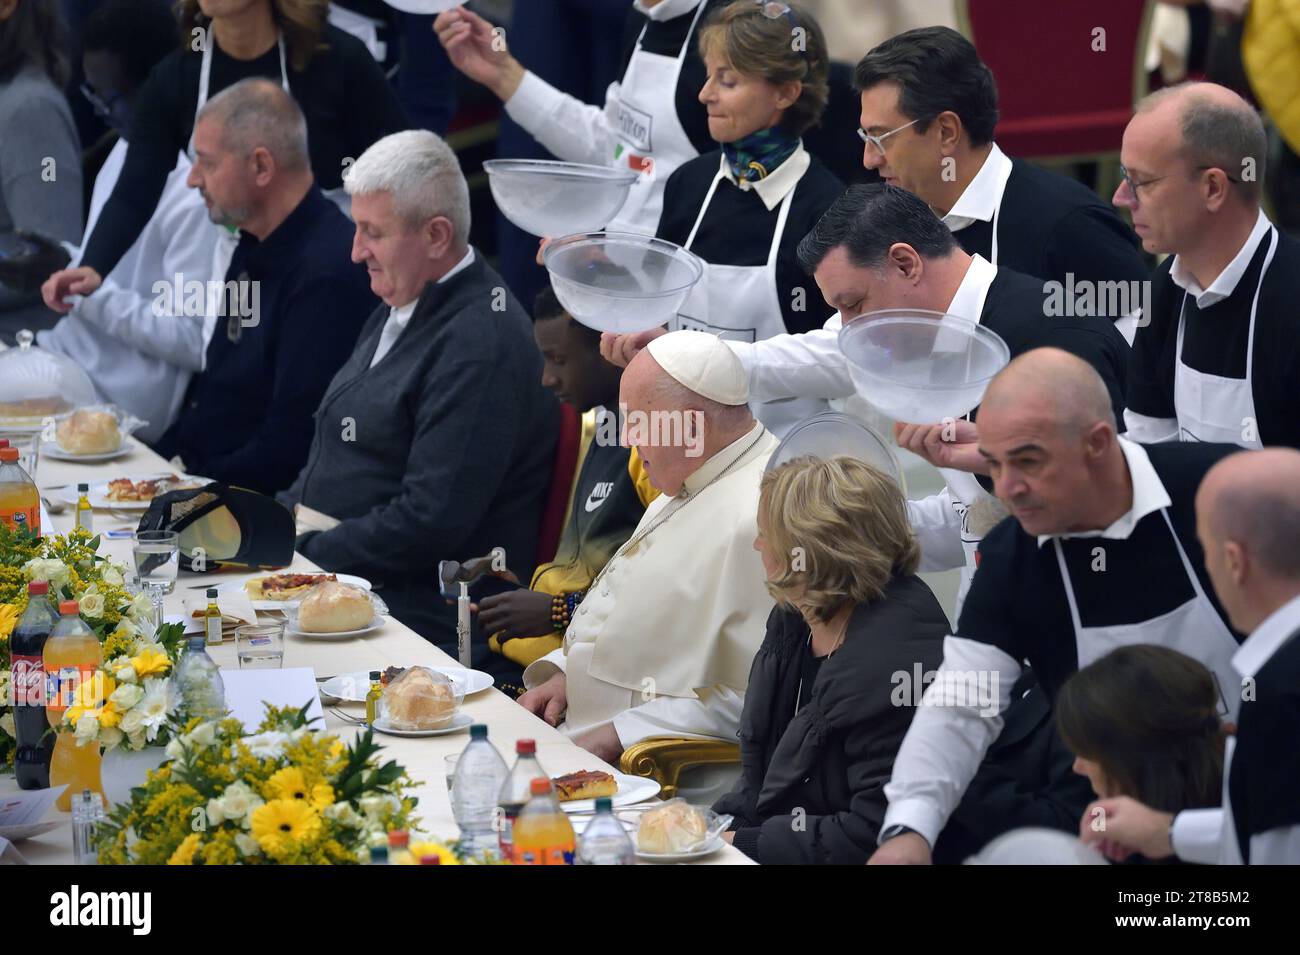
<box><xmin>244</xmin><ymin>572</ymin><xmax>338</xmax><ymax>601</ymax></box>
<box><xmin>551</xmin><ymin>770</ymin><xmax>618</xmax><ymax>802</ymax></box>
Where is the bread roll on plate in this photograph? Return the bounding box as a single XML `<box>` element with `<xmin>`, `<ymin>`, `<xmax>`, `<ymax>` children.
<box><xmin>296</xmin><ymin>580</ymin><xmax>374</xmax><ymax>633</ymax></box>
<box><xmin>56</xmin><ymin>409</ymin><xmax>121</xmax><ymax>454</ymax></box>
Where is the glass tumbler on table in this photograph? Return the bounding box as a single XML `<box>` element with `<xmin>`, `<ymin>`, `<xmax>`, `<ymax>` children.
<box><xmin>132</xmin><ymin>529</ymin><xmax>179</xmax><ymax>627</ymax></box>
<box><xmin>0</xmin><ymin>430</ymin><xmax>40</xmax><ymax>478</ymax></box>
<box><xmin>236</xmin><ymin>623</ymin><xmax>285</xmax><ymax>669</ymax></box>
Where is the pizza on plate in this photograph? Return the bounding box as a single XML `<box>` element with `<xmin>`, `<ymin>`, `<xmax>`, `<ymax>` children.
<box><xmin>244</xmin><ymin>573</ymin><xmax>338</xmax><ymax>601</ymax></box>
<box><xmin>104</xmin><ymin>474</ymin><xmax>202</xmax><ymax>502</ymax></box>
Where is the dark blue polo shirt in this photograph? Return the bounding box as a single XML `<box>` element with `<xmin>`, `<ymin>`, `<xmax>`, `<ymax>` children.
<box><xmin>153</xmin><ymin>186</ymin><xmax>376</xmax><ymax>493</ymax></box>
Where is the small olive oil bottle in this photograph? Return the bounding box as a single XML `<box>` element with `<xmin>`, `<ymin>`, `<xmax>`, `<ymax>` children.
<box><xmin>75</xmin><ymin>483</ymin><xmax>93</xmax><ymax>533</ymax></box>
<box><xmin>204</xmin><ymin>588</ymin><xmax>222</xmax><ymax>646</ymax></box>
<box><xmin>365</xmin><ymin>670</ymin><xmax>383</xmax><ymax>726</ymax></box>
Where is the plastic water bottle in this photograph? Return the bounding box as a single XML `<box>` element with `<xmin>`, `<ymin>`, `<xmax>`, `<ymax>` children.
<box><xmin>174</xmin><ymin>636</ymin><xmax>226</xmax><ymax>719</ymax></box>
<box><xmin>577</xmin><ymin>796</ymin><xmax>635</xmax><ymax>865</ymax></box>
<box><xmin>450</xmin><ymin>724</ymin><xmax>508</xmax><ymax>860</ymax></box>
<box><xmin>498</xmin><ymin>738</ymin><xmax>546</xmax><ymax>859</ymax></box>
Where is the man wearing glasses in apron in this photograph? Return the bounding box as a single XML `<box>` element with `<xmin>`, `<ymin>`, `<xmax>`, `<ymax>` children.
<box><xmin>1119</xmin><ymin>83</ymin><xmax>1300</xmax><ymax>452</ymax></box>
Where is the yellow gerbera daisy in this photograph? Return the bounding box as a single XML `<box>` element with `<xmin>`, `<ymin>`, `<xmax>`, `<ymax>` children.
<box><xmin>130</xmin><ymin>647</ymin><xmax>171</xmax><ymax>679</ymax></box>
<box><xmin>0</xmin><ymin>604</ymin><xmax>19</xmax><ymax>641</ymax></box>
<box><xmin>167</xmin><ymin>832</ymin><xmax>202</xmax><ymax>866</ymax></box>
<box><xmin>267</xmin><ymin>766</ymin><xmax>310</xmax><ymax>802</ymax></box>
<box><xmin>309</xmin><ymin>783</ymin><xmax>334</xmax><ymax>812</ymax></box>
<box><xmin>251</xmin><ymin>799</ymin><xmax>321</xmax><ymax>858</ymax></box>
<box><xmin>409</xmin><ymin>841</ymin><xmax>460</xmax><ymax>866</ymax></box>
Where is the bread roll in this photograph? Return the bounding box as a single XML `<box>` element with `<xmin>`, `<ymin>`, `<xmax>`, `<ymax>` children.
<box><xmin>636</xmin><ymin>799</ymin><xmax>709</xmax><ymax>853</ymax></box>
<box><xmin>382</xmin><ymin>666</ymin><xmax>457</xmax><ymax>730</ymax></box>
<box><xmin>296</xmin><ymin>581</ymin><xmax>373</xmax><ymax>633</ymax></box>
<box><xmin>56</xmin><ymin>409</ymin><xmax>120</xmax><ymax>454</ymax></box>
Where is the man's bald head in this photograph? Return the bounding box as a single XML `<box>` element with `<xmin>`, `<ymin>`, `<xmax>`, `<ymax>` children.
<box><xmin>197</xmin><ymin>77</ymin><xmax>310</xmax><ymax>173</ymax></box>
<box><xmin>981</xmin><ymin>347</ymin><xmax>1116</xmax><ymax>438</ymax></box>
<box><xmin>1136</xmin><ymin>81</ymin><xmax>1265</xmax><ymax>202</ymax></box>
<box><xmin>1199</xmin><ymin>449</ymin><xmax>1300</xmax><ymax>580</ymax></box>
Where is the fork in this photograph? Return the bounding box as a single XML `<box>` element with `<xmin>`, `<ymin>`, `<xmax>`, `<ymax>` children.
<box><xmin>328</xmin><ymin>707</ymin><xmax>368</xmax><ymax>726</ymax></box>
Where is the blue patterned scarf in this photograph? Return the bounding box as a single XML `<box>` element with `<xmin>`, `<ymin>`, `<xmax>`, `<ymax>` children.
<box><xmin>723</xmin><ymin>127</ymin><xmax>799</xmax><ymax>182</ymax></box>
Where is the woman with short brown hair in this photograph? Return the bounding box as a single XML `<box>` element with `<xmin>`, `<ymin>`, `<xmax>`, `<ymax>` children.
<box><xmin>713</xmin><ymin>455</ymin><xmax>950</xmax><ymax>863</ymax></box>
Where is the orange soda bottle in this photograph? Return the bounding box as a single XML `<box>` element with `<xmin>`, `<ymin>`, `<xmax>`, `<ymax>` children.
<box><xmin>511</xmin><ymin>778</ymin><xmax>575</xmax><ymax>865</ymax></box>
<box><xmin>0</xmin><ymin>446</ymin><xmax>40</xmax><ymax>537</ymax></box>
<box><xmin>45</xmin><ymin>601</ymin><xmax>103</xmax><ymax>811</ymax></box>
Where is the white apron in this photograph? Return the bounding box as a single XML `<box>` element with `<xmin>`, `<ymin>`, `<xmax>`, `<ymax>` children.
<box><xmin>607</xmin><ymin>1</ymin><xmax>708</xmax><ymax>235</ymax></box>
<box><xmin>189</xmin><ymin>32</ymin><xmax>352</xmax><ymax>218</ymax></box>
<box><xmin>673</xmin><ymin>166</ymin><xmax>827</xmax><ymax>435</ymax></box>
<box><xmin>1173</xmin><ymin>226</ymin><xmax>1276</xmax><ymax>448</ymax></box>
<box><xmin>1053</xmin><ymin>510</ymin><xmax>1242</xmax><ymax>720</ymax></box>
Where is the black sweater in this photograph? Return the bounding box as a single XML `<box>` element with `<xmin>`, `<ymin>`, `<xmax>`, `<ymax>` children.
<box><xmin>657</xmin><ymin>150</ymin><xmax>845</xmax><ymax>336</ymax></box>
<box><xmin>82</xmin><ymin>24</ymin><xmax>408</xmax><ymax>277</ymax></box>
<box><xmin>956</xmin><ymin>158</ymin><xmax>1148</xmax><ymax>291</ymax></box>
<box><xmin>713</xmin><ymin>576</ymin><xmax>949</xmax><ymax>864</ymax></box>
<box><xmin>280</xmin><ymin>253</ymin><xmax>559</xmax><ymax>672</ymax></box>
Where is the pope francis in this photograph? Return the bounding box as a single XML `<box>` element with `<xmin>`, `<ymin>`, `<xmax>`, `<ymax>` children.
<box><xmin>518</xmin><ymin>331</ymin><xmax>779</xmax><ymax>779</ymax></box>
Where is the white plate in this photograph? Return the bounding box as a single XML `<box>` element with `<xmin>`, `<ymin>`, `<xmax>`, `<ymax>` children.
<box><xmin>41</xmin><ymin>437</ymin><xmax>136</xmax><ymax>463</ymax></box>
<box><xmin>56</xmin><ymin>474</ymin><xmax>209</xmax><ymax>510</ymax></box>
<box><xmin>221</xmin><ymin>573</ymin><xmax>372</xmax><ymax>611</ymax></box>
<box><xmin>370</xmin><ymin>711</ymin><xmax>473</xmax><ymax>737</ymax></box>
<box><xmin>635</xmin><ymin>835</ymin><xmax>725</xmax><ymax>863</ymax></box>
<box><xmin>320</xmin><ymin>666</ymin><xmax>494</xmax><ymax>702</ymax></box>
<box><xmin>559</xmin><ymin>772</ymin><xmax>661</xmax><ymax>814</ymax></box>
<box><xmin>287</xmin><ymin>614</ymin><xmax>385</xmax><ymax>641</ymax></box>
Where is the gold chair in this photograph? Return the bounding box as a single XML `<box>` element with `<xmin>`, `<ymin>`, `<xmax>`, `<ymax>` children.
<box><xmin>619</xmin><ymin>738</ymin><xmax>741</xmax><ymax>801</ymax></box>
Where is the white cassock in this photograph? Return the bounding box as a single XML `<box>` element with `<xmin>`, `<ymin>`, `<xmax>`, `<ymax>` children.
<box><xmin>522</xmin><ymin>422</ymin><xmax>778</xmax><ymax>749</ymax></box>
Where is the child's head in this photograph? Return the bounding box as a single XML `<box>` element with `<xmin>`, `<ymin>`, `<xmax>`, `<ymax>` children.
<box><xmin>533</xmin><ymin>286</ymin><xmax>622</xmax><ymax>412</ymax></box>
<box><xmin>1056</xmin><ymin>645</ymin><xmax>1226</xmax><ymax>812</ymax></box>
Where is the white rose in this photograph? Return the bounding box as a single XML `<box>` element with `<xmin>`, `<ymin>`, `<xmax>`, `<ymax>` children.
<box><xmin>119</xmin><ymin>707</ymin><xmax>145</xmax><ymax>735</ymax></box>
<box><xmin>100</xmin><ymin>726</ymin><xmax>125</xmax><ymax>751</ymax></box>
<box><xmin>206</xmin><ymin>798</ymin><xmax>227</xmax><ymax>826</ymax></box>
<box><xmin>25</xmin><ymin>558</ymin><xmax>71</xmax><ymax>591</ymax></box>
<box><xmin>324</xmin><ymin>802</ymin><xmax>362</xmax><ymax>829</ymax></box>
<box><xmin>75</xmin><ymin>715</ymin><xmax>100</xmax><ymax>746</ymax></box>
<box><xmin>165</xmin><ymin>738</ymin><xmax>184</xmax><ymax>760</ymax></box>
<box><xmin>234</xmin><ymin>832</ymin><xmax>260</xmax><ymax>857</ymax></box>
<box><xmin>0</xmin><ymin>712</ymin><xmax>14</xmax><ymax>740</ymax></box>
<box><xmin>110</xmin><ymin>683</ymin><xmax>144</xmax><ymax>710</ymax></box>
<box><xmin>78</xmin><ymin>589</ymin><xmax>105</xmax><ymax>619</ymax></box>
<box><xmin>218</xmin><ymin>782</ymin><xmax>263</xmax><ymax>824</ymax></box>
<box><xmin>185</xmin><ymin>722</ymin><xmax>217</xmax><ymax>748</ymax></box>
<box><xmin>102</xmin><ymin>564</ymin><xmax>125</xmax><ymax>587</ymax></box>
<box><xmin>127</xmin><ymin>593</ymin><xmax>154</xmax><ymax>623</ymax></box>
<box><xmin>126</xmin><ymin>728</ymin><xmax>146</xmax><ymax>750</ymax></box>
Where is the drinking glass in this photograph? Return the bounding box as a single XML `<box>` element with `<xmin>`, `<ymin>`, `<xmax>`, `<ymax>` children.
<box><xmin>0</xmin><ymin>430</ymin><xmax>40</xmax><ymax>478</ymax></box>
<box><xmin>235</xmin><ymin>623</ymin><xmax>285</xmax><ymax>669</ymax></box>
<box><xmin>132</xmin><ymin>529</ymin><xmax>179</xmax><ymax>625</ymax></box>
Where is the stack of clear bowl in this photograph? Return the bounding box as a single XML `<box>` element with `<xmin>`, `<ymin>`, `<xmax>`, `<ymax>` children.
<box><xmin>483</xmin><ymin>159</ymin><xmax>638</xmax><ymax>238</ymax></box>
<box><xmin>542</xmin><ymin>232</ymin><xmax>704</xmax><ymax>333</ymax></box>
<box><xmin>837</xmin><ymin>309</ymin><xmax>1010</xmax><ymax>424</ymax></box>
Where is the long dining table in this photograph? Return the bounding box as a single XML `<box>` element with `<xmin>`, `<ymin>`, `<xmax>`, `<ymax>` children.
<box><xmin>1</xmin><ymin>437</ymin><xmax>752</xmax><ymax>865</ymax></box>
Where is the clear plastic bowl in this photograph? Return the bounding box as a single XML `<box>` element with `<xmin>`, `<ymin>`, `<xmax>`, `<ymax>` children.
<box><xmin>484</xmin><ymin>159</ymin><xmax>638</xmax><ymax>238</ymax></box>
<box><xmin>837</xmin><ymin>309</ymin><xmax>1010</xmax><ymax>424</ymax></box>
<box><xmin>766</xmin><ymin>412</ymin><xmax>905</xmax><ymax>492</ymax></box>
<box><xmin>543</xmin><ymin>232</ymin><xmax>704</xmax><ymax>333</ymax></box>
<box><xmin>0</xmin><ymin>330</ymin><xmax>98</xmax><ymax>430</ymax></box>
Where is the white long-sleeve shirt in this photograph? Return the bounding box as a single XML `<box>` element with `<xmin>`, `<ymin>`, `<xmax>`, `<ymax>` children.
<box><xmin>38</xmin><ymin>141</ymin><xmax>213</xmax><ymax>441</ymax></box>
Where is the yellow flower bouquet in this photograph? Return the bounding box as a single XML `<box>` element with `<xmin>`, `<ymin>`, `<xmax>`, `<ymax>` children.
<box><xmin>60</xmin><ymin>623</ymin><xmax>189</xmax><ymax>753</ymax></box>
<box><xmin>1</xmin><ymin>525</ymin><xmax>142</xmax><ymax>770</ymax></box>
<box><xmin>95</xmin><ymin>703</ymin><xmax>418</xmax><ymax>865</ymax></box>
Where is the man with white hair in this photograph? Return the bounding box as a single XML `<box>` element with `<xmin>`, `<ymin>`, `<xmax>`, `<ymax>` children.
<box><xmin>152</xmin><ymin>78</ymin><xmax>376</xmax><ymax>493</ymax></box>
<box><xmin>279</xmin><ymin>129</ymin><xmax>558</xmax><ymax>681</ymax></box>
<box><xmin>517</xmin><ymin>331</ymin><xmax>777</xmax><ymax>787</ymax></box>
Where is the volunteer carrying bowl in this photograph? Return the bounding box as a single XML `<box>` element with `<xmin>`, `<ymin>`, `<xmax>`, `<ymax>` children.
<box><xmin>837</xmin><ymin>309</ymin><xmax>1010</xmax><ymax>424</ymax></box>
<box><xmin>543</xmin><ymin>232</ymin><xmax>705</xmax><ymax>334</ymax></box>
<box><xmin>483</xmin><ymin>159</ymin><xmax>638</xmax><ymax>238</ymax></box>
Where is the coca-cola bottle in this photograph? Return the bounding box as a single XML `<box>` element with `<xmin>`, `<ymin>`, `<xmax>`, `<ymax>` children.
<box><xmin>12</xmin><ymin>581</ymin><xmax>58</xmax><ymax>789</ymax></box>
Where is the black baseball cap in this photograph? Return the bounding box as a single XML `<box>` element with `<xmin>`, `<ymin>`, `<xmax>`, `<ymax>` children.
<box><xmin>136</xmin><ymin>482</ymin><xmax>295</xmax><ymax>571</ymax></box>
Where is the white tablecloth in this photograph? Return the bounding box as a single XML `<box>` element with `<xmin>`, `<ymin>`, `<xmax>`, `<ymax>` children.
<box><xmin>1</xmin><ymin>439</ymin><xmax>751</xmax><ymax>865</ymax></box>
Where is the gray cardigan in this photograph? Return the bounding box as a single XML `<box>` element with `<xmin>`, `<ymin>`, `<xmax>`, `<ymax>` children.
<box><xmin>280</xmin><ymin>252</ymin><xmax>559</xmax><ymax>667</ymax></box>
